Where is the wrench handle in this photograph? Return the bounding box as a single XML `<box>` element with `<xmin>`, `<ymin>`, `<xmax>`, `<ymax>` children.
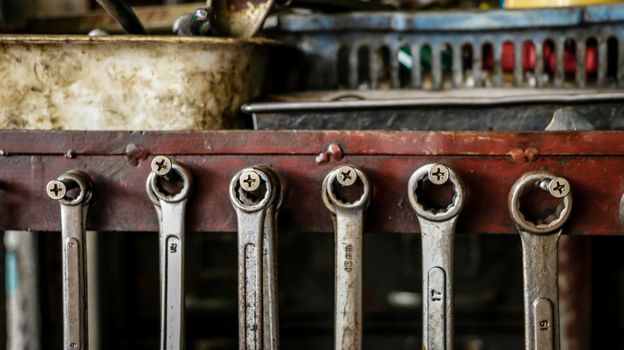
<box><xmin>334</xmin><ymin>207</ymin><xmax>364</xmax><ymax>350</ymax></box>
<box><xmin>520</xmin><ymin>230</ymin><xmax>560</xmax><ymax>350</ymax></box>
<box><xmin>61</xmin><ymin>204</ymin><xmax>88</xmax><ymax>350</ymax></box>
<box><xmin>160</xmin><ymin>201</ymin><xmax>186</xmax><ymax>350</ymax></box>
<box><xmin>263</xmin><ymin>207</ymin><xmax>280</xmax><ymax>350</ymax></box>
<box><xmin>419</xmin><ymin>218</ymin><xmax>456</xmax><ymax>350</ymax></box>
<box><xmin>237</xmin><ymin>209</ymin><xmax>266</xmax><ymax>350</ymax></box>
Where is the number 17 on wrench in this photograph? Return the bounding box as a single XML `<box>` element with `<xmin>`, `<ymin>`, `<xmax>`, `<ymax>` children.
<box><xmin>408</xmin><ymin>164</ymin><xmax>465</xmax><ymax>350</ymax></box>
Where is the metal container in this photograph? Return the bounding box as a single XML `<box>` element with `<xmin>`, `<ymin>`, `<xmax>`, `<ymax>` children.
<box><xmin>0</xmin><ymin>35</ymin><xmax>281</xmax><ymax>130</ymax></box>
<box><xmin>266</xmin><ymin>4</ymin><xmax>624</xmax><ymax>90</ymax></box>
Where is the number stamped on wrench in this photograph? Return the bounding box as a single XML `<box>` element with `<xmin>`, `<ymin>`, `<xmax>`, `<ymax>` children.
<box><xmin>509</xmin><ymin>172</ymin><xmax>573</xmax><ymax>350</ymax></box>
<box><xmin>408</xmin><ymin>164</ymin><xmax>464</xmax><ymax>350</ymax></box>
<box><xmin>322</xmin><ymin>165</ymin><xmax>371</xmax><ymax>350</ymax></box>
<box><xmin>146</xmin><ymin>156</ymin><xmax>192</xmax><ymax>350</ymax></box>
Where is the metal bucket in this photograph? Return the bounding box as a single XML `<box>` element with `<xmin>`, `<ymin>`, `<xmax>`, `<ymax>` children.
<box><xmin>0</xmin><ymin>35</ymin><xmax>281</xmax><ymax>130</ymax></box>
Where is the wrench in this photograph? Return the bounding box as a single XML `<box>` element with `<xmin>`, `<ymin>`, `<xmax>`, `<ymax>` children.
<box><xmin>147</xmin><ymin>156</ymin><xmax>193</xmax><ymax>350</ymax></box>
<box><xmin>322</xmin><ymin>165</ymin><xmax>371</xmax><ymax>350</ymax></box>
<box><xmin>509</xmin><ymin>172</ymin><xmax>573</xmax><ymax>350</ymax></box>
<box><xmin>46</xmin><ymin>170</ymin><xmax>93</xmax><ymax>350</ymax></box>
<box><xmin>257</xmin><ymin>166</ymin><xmax>285</xmax><ymax>350</ymax></box>
<box><xmin>230</xmin><ymin>166</ymin><xmax>280</xmax><ymax>350</ymax></box>
<box><xmin>408</xmin><ymin>164</ymin><xmax>465</xmax><ymax>350</ymax></box>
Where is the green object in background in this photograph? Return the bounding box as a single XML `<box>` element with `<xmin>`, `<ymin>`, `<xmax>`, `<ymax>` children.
<box><xmin>398</xmin><ymin>46</ymin><xmax>453</xmax><ymax>71</ymax></box>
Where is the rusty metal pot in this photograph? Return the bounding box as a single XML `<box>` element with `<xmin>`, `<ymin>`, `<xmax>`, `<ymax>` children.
<box><xmin>0</xmin><ymin>35</ymin><xmax>281</xmax><ymax>130</ymax></box>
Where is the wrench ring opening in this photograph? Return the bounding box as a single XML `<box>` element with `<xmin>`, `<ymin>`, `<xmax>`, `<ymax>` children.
<box><xmin>324</xmin><ymin>166</ymin><xmax>370</xmax><ymax>210</ymax></box>
<box><xmin>56</xmin><ymin>171</ymin><xmax>92</xmax><ymax>206</ymax></box>
<box><xmin>408</xmin><ymin>164</ymin><xmax>464</xmax><ymax>222</ymax></box>
<box><xmin>149</xmin><ymin>163</ymin><xmax>192</xmax><ymax>203</ymax></box>
<box><xmin>146</xmin><ymin>172</ymin><xmax>161</xmax><ymax>207</ymax></box>
<box><xmin>230</xmin><ymin>167</ymin><xmax>274</xmax><ymax>213</ymax></box>
<box><xmin>509</xmin><ymin>172</ymin><xmax>572</xmax><ymax>234</ymax></box>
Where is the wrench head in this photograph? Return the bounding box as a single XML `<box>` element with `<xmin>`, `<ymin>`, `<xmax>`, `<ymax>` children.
<box><xmin>509</xmin><ymin>172</ymin><xmax>573</xmax><ymax>234</ymax></box>
<box><xmin>149</xmin><ymin>163</ymin><xmax>193</xmax><ymax>204</ymax></box>
<box><xmin>230</xmin><ymin>167</ymin><xmax>275</xmax><ymax>213</ymax></box>
<box><xmin>408</xmin><ymin>163</ymin><xmax>464</xmax><ymax>222</ymax></box>
<box><xmin>49</xmin><ymin>171</ymin><xmax>92</xmax><ymax>206</ymax></box>
<box><xmin>323</xmin><ymin>165</ymin><xmax>371</xmax><ymax>212</ymax></box>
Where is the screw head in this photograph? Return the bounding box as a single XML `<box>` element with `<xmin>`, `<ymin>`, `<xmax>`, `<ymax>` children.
<box><xmin>428</xmin><ymin>164</ymin><xmax>450</xmax><ymax>185</ymax></box>
<box><xmin>239</xmin><ymin>170</ymin><xmax>261</xmax><ymax>192</ymax></box>
<box><xmin>336</xmin><ymin>166</ymin><xmax>358</xmax><ymax>187</ymax></box>
<box><xmin>548</xmin><ymin>177</ymin><xmax>570</xmax><ymax>198</ymax></box>
<box><xmin>151</xmin><ymin>156</ymin><xmax>172</xmax><ymax>176</ymax></box>
<box><xmin>46</xmin><ymin>180</ymin><xmax>66</xmax><ymax>200</ymax></box>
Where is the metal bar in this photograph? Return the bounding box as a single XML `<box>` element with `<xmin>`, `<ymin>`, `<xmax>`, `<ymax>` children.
<box><xmin>390</xmin><ymin>45</ymin><xmax>401</xmax><ymax>89</ymax></box>
<box><xmin>432</xmin><ymin>43</ymin><xmax>442</xmax><ymax>90</ymax></box>
<box><xmin>410</xmin><ymin>43</ymin><xmax>422</xmax><ymax>89</ymax></box>
<box><xmin>598</xmin><ymin>38</ymin><xmax>608</xmax><ymax>86</ymax></box>
<box><xmin>493</xmin><ymin>39</ymin><xmax>503</xmax><ymax>87</ymax></box>
<box><xmin>535</xmin><ymin>39</ymin><xmax>544</xmax><ymax>87</ymax></box>
<box><xmin>514</xmin><ymin>39</ymin><xmax>524</xmax><ymax>87</ymax></box>
<box><xmin>451</xmin><ymin>43</ymin><xmax>462</xmax><ymax>88</ymax></box>
<box><xmin>577</xmin><ymin>40</ymin><xmax>587</xmax><ymax>88</ymax></box>
<box><xmin>5</xmin><ymin>130</ymin><xmax>624</xmax><ymax>156</ymax></box>
<box><xmin>555</xmin><ymin>38</ymin><xmax>565</xmax><ymax>87</ymax></box>
<box><xmin>0</xmin><ymin>131</ymin><xmax>624</xmax><ymax>234</ymax></box>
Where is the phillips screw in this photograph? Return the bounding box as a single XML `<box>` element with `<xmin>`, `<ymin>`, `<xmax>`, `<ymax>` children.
<box><xmin>428</xmin><ymin>164</ymin><xmax>450</xmax><ymax>185</ymax></box>
<box><xmin>548</xmin><ymin>177</ymin><xmax>570</xmax><ymax>199</ymax></box>
<box><xmin>336</xmin><ymin>166</ymin><xmax>358</xmax><ymax>187</ymax></box>
<box><xmin>239</xmin><ymin>170</ymin><xmax>261</xmax><ymax>192</ymax></box>
<box><xmin>151</xmin><ymin>156</ymin><xmax>173</xmax><ymax>176</ymax></box>
<box><xmin>46</xmin><ymin>180</ymin><xmax>67</xmax><ymax>200</ymax></box>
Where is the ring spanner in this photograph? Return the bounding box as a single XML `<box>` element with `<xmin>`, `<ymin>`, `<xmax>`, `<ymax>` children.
<box><xmin>47</xmin><ymin>170</ymin><xmax>93</xmax><ymax>350</ymax></box>
<box><xmin>408</xmin><ymin>164</ymin><xmax>464</xmax><ymax>350</ymax></box>
<box><xmin>147</xmin><ymin>156</ymin><xmax>193</xmax><ymax>350</ymax></box>
<box><xmin>322</xmin><ymin>165</ymin><xmax>371</xmax><ymax>350</ymax></box>
<box><xmin>509</xmin><ymin>172</ymin><xmax>573</xmax><ymax>350</ymax></box>
<box><xmin>230</xmin><ymin>166</ymin><xmax>283</xmax><ymax>350</ymax></box>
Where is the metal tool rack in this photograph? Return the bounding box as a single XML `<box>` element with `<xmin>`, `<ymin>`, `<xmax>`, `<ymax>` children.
<box><xmin>0</xmin><ymin>129</ymin><xmax>621</xmax><ymax>349</ymax></box>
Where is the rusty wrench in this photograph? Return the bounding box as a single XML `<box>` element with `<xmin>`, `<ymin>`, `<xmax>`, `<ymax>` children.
<box><xmin>47</xmin><ymin>170</ymin><xmax>93</xmax><ymax>350</ymax></box>
<box><xmin>509</xmin><ymin>172</ymin><xmax>573</xmax><ymax>350</ymax></box>
<box><xmin>408</xmin><ymin>164</ymin><xmax>464</xmax><ymax>350</ymax></box>
<box><xmin>257</xmin><ymin>167</ymin><xmax>284</xmax><ymax>350</ymax></box>
<box><xmin>230</xmin><ymin>166</ymin><xmax>282</xmax><ymax>350</ymax></box>
<box><xmin>147</xmin><ymin>156</ymin><xmax>193</xmax><ymax>350</ymax></box>
<box><xmin>323</xmin><ymin>165</ymin><xmax>371</xmax><ymax>350</ymax></box>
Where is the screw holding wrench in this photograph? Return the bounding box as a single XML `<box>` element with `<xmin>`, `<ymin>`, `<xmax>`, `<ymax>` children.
<box><xmin>408</xmin><ymin>164</ymin><xmax>464</xmax><ymax>350</ymax></box>
<box><xmin>322</xmin><ymin>165</ymin><xmax>371</xmax><ymax>350</ymax></box>
<box><xmin>47</xmin><ymin>170</ymin><xmax>93</xmax><ymax>350</ymax></box>
<box><xmin>230</xmin><ymin>166</ymin><xmax>283</xmax><ymax>350</ymax></box>
<box><xmin>147</xmin><ymin>156</ymin><xmax>193</xmax><ymax>350</ymax></box>
<box><xmin>509</xmin><ymin>172</ymin><xmax>573</xmax><ymax>350</ymax></box>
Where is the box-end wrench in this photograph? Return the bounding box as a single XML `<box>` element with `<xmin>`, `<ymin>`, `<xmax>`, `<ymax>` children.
<box><xmin>46</xmin><ymin>170</ymin><xmax>93</xmax><ymax>350</ymax></box>
<box><xmin>146</xmin><ymin>156</ymin><xmax>193</xmax><ymax>350</ymax></box>
<box><xmin>408</xmin><ymin>164</ymin><xmax>464</xmax><ymax>350</ymax></box>
<box><xmin>230</xmin><ymin>167</ymin><xmax>279</xmax><ymax>350</ymax></box>
<box><xmin>256</xmin><ymin>166</ymin><xmax>285</xmax><ymax>350</ymax></box>
<box><xmin>509</xmin><ymin>172</ymin><xmax>573</xmax><ymax>350</ymax></box>
<box><xmin>322</xmin><ymin>165</ymin><xmax>371</xmax><ymax>350</ymax></box>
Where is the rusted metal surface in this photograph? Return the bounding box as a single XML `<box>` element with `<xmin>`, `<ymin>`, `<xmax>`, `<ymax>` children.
<box><xmin>212</xmin><ymin>0</ymin><xmax>274</xmax><ymax>38</ymax></box>
<box><xmin>0</xmin><ymin>130</ymin><xmax>623</xmax><ymax>234</ymax></box>
<box><xmin>0</xmin><ymin>35</ymin><xmax>280</xmax><ymax>130</ymax></box>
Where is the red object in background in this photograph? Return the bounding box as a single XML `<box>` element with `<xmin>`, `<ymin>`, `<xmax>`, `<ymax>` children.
<box><xmin>493</xmin><ymin>42</ymin><xmax>598</xmax><ymax>74</ymax></box>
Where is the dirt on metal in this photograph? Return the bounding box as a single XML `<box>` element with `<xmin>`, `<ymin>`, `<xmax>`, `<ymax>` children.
<box><xmin>0</xmin><ymin>35</ymin><xmax>277</xmax><ymax>130</ymax></box>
